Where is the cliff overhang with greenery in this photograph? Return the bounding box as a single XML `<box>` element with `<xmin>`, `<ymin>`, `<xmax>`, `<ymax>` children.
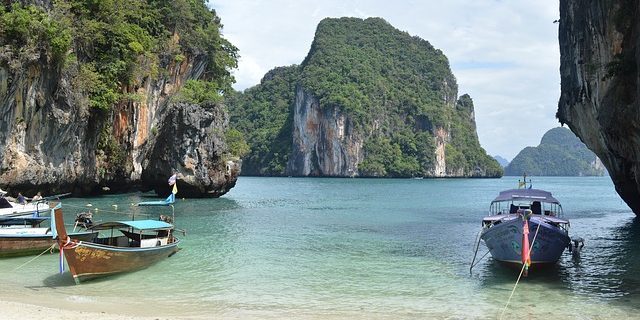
<box><xmin>0</xmin><ymin>0</ymin><xmax>243</xmax><ymax>197</ymax></box>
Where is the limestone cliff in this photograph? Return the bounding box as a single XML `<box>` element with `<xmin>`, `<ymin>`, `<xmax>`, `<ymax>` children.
<box><xmin>286</xmin><ymin>86</ymin><xmax>362</xmax><ymax>176</ymax></box>
<box><xmin>0</xmin><ymin>2</ymin><xmax>240</xmax><ymax>197</ymax></box>
<box><xmin>557</xmin><ymin>0</ymin><xmax>640</xmax><ymax>213</ymax></box>
<box><xmin>0</xmin><ymin>48</ymin><xmax>239</xmax><ymax>197</ymax></box>
<box><xmin>141</xmin><ymin>103</ymin><xmax>240</xmax><ymax>197</ymax></box>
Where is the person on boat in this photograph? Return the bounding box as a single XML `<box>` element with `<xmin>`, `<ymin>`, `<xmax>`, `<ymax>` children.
<box><xmin>16</xmin><ymin>192</ymin><xmax>26</xmax><ymax>205</ymax></box>
<box><xmin>31</xmin><ymin>192</ymin><xmax>43</xmax><ymax>202</ymax></box>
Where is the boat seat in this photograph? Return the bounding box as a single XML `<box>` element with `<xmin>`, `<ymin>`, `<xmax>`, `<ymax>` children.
<box><xmin>531</xmin><ymin>201</ymin><xmax>542</xmax><ymax>215</ymax></box>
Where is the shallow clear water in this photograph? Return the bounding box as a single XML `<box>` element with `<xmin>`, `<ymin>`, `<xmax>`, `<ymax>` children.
<box><xmin>0</xmin><ymin>176</ymin><xmax>638</xmax><ymax>318</ymax></box>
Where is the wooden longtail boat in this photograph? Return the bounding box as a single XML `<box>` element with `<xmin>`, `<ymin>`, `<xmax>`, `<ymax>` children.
<box><xmin>53</xmin><ymin>207</ymin><xmax>180</xmax><ymax>284</ymax></box>
<box><xmin>470</xmin><ymin>176</ymin><xmax>570</xmax><ymax>276</ymax></box>
<box><xmin>0</xmin><ymin>216</ymin><xmax>97</xmax><ymax>258</ymax></box>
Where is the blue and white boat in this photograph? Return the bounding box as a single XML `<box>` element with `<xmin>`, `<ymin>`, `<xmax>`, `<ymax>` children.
<box><xmin>477</xmin><ymin>181</ymin><xmax>570</xmax><ymax>272</ymax></box>
<box><xmin>0</xmin><ymin>193</ymin><xmax>49</xmax><ymax>218</ymax></box>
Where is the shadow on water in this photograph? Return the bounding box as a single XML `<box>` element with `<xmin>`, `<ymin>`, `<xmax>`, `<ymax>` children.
<box><xmin>563</xmin><ymin>217</ymin><xmax>640</xmax><ymax>306</ymax></box>
<box><xmin>41</xmin><ymin>270</ymin><xmax>136</xmax><ymax>288</ymax></box>
<box><xmin>40</xmin><ymin>272</ymin><xmax>77</xmax><ymax>288</ymax></box>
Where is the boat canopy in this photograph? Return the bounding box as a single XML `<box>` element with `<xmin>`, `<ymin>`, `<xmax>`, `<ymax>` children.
<box><xmin>89</xmin><ymin>220</ymin><xmax>173</xmax><ymax>231</ymax></box>
<box><xmin>491</xmin><ymin>188</ymin><xmax>560</xmax><ymax>204</ymax></box>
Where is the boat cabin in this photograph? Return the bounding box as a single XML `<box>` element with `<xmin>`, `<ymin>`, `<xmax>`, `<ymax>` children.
<box><xmin>87</xmin><ymin>220</ymin><xmax>174</xmax><ymax>248</ymax></box>
<box><xmin>482</xmin><ymin>188</ymin><xmax>569</xmax><ymax>231</ymax></box>
<box><xmin>488</xmin><ymin>188</ymin><xmax>563</xmax><ymax>217</ymax></box>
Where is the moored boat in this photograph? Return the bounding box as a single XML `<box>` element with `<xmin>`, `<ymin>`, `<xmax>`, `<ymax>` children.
<box><xmin>0</xmin><ymin>215</ymin><xmax>97</xmax><ymax>258</ymax></box>
<box><xmin>0</xmin><ymin>196</ymin><xmax>49</xmax><ymax>218</ymax></box>
<box><xmin>52</xmin><ymin>206</ymin><xmax>180</xmax><ymax>284</ymax></box>
<box><xmin>475</xmin><ymin>179</ymin><xmax>570</xmax><ymax>274</ymax></box>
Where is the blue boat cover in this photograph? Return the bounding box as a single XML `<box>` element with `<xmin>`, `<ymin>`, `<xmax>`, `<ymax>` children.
<box><xmin>137</xmin><ymin>193</ymin><xmax>175</xmax><ymax>206</ymax></box>
<box><xmin>90</xmin><ymin>220</ymin><xmax>173</xmax><ymax>231</ymax></box>
<box><xmin>491</xmin><ymin>188</ymin><xmax>560</xmax><ymax>204</ymax></box>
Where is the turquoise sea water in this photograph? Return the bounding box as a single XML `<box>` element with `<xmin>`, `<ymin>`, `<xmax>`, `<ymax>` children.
<box><xmin>0</xmin><ymin>176</ymin><xmax>638</xmax><ymax>318</ymax></box>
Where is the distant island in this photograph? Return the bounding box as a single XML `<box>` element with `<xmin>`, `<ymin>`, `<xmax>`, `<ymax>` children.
<box><xmin>493</xmin><ymin>155</ymin><xmax>509</xmax><ymax>168</ymax></box>
<box><xmin>228</xmin><ymin>17</ymin><xmax>502</xmax><ymax>178</ymax></box>
<box><xmin>505</xmin><ymin>127</ymin><xmax>605</xmax><ymax>176</ymax></box>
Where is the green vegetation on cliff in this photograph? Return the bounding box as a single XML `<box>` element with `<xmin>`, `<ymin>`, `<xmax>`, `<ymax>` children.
<box><xmin>0</xmin><ymin>0</ymin><xmax>238</xmax><ymax>111</ymax></box>
<box><xmin>1</xmin><ymin>0</ymin><xmax>240</xmax><ymax>176</ymax></box>
<box><xmin>229</xmin><ymin>17</ymin><xmax>501</xmax><ymax>177</ymax></box>
<box><xmin>446</xmin><ymin>94</ymin><xmax>503</xmax><ymax>176</ymax></box>
<box><xmin>227</xmin><ymin>66</ymin><xmax>299</xmax><ymax>175</ymax></box>
<box><xmin>505</xmin><ymin>127</ymin><xmax>605</xmax><ymax>176</ymax></box>
<box><xmin>300</xmin><ymin>18</ymin><xmax>453</xmax><ymax>130</ymax></box>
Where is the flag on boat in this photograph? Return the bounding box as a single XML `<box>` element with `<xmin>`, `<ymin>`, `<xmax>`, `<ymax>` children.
<box><xmin>172</xmin><ymin>181</ymin><xmax>178</xmax><ymax>195</ymax></box>
<box><xmin>168</xmin><ymin>174</ymin><xmax>177</xmax><ymax>186</ymax></box>
<box><xmin>518</xmin><ymin>181</ymin><xmax>526</xmax><ymax>188</ymax></box>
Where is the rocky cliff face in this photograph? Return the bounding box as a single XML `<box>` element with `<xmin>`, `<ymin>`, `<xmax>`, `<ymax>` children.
<box><xmin>557</xmin><ymin>0</ymin><xmax>640</xmax><ymax>213</ymax></box>
<box><xmin>0</xmin><ymin>48</ymin><xmax>97</xmax><ymax>195</ymax></box>
<box><xmin>286</xmin><ymin>86</ymin><xmax>362</xmax><ymax>176</ymax></box>
<box><xmin>0</xmin><ymin>47</ymin><xmax>239</xmax><ymax>197</ymax></box>
<box><xmin>141</xmin><ymin>103</ymin><xmax>240</xmax><ymax>197</ymax></box>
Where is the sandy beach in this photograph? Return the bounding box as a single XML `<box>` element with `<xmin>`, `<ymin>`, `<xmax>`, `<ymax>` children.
<box><xmin>0</xmin><ymin>300</ymin><xmax>169</xmax><ymax>320</ymax></box>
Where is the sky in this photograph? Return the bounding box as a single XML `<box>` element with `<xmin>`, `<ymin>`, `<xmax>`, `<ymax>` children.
<box><xmin>211</xmin><ymin>0</ymin><xmax>563</xmax><ymax>161</ymax></box>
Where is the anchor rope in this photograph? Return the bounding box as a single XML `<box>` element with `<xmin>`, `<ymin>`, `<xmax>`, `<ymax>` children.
<box><xmin>470</xmin><ymin>250</ymin><xmax>491</xmax><ymax>270</ymax></box>
<box><xmin>499</xmin><ymin>218</ymin><xmax>542</xmax><ymax>320</ymax></box>
<box><xmin>12</xmin><ymin>243</ymin><xmax>56</xmax><ymax>272</ymax></box>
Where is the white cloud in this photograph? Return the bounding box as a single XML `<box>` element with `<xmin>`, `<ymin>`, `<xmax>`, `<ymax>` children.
<box><xmin>211</xmin><ymin>0</ymin><xmax>563</xmax><ymax>160</ymax></box>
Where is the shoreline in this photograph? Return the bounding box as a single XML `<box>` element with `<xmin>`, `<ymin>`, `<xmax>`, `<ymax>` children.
<box><xmin>0</xmin><ymin>299</ymin><xmax>171</xmax><ymax>320</ymax></box>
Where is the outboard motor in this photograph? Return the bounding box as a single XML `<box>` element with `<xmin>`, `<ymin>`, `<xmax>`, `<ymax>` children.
<box><xmin>75</xmin><ymin>212</ymin><xmax>94</xmax><ymax>229</ymax></box>
<box><xmin>159</xmin><ymin>214</ymin><xmax>173</xmax><ymax>224</ymax></box>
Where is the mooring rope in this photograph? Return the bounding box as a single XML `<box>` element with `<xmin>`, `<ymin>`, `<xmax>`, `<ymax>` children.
<box><xmin>499</xmin><ymin>219</ymin><xmax>542</xmax><ymax>320</ymax></box>
<box><xmin>61</xmin><ymin>202</ymin><xmax>151</xmax><ymax>217</ymax></box>
<box><xmin>12</xmin><ymin>243</ymin><xmax>56</xmax><ymax>272</ymax></box>
<box><xmin>470</xmin><ymin>250</ymin><xmax>491</xmax><ymax>271</ymax></box>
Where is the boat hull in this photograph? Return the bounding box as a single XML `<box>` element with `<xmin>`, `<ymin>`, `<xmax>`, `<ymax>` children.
<box><xmin>62</xmin><ymin>239</ymin><xmax>181</xmax><ymax>284</ymax></box>
<box><xmin>481</xmin><ymin>216</ymin><xmax>570</xmax><ymax>265</ymax></box>
<box><xmin>0</xmin><ymin>231</ymin><xmax>98</xmax><ymax>258</ymax></box>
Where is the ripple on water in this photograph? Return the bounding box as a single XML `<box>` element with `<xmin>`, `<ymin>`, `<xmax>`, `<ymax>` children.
<box><xmin>0</xmin><ymin>177</ymin><xmax>638</xmax><ymax>318</ymax></box>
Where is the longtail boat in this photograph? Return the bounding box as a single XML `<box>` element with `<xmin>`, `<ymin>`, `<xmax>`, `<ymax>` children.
<box><xmin>0</xmin><ymin>196</ymin><xmax>49</xmax><ymax>218</ymax></box>
<box><xmin>0</xmin><ymin>190</ymin><xmax>71</xmax><ymax>218</ymax></box>
<box><xmin>471</xmin><ymin>177</ymin><xmax>571</xmax><ymax>275</ymax></box>
<box><xmin>53</xmin><ymin>207</ymin><xmax>180</xmax><ymax>284</ymax></box>
<box><xmin>0</xmin><ymin>215</ymin><xmax>97</xmax><ymax>258</ymax></box>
